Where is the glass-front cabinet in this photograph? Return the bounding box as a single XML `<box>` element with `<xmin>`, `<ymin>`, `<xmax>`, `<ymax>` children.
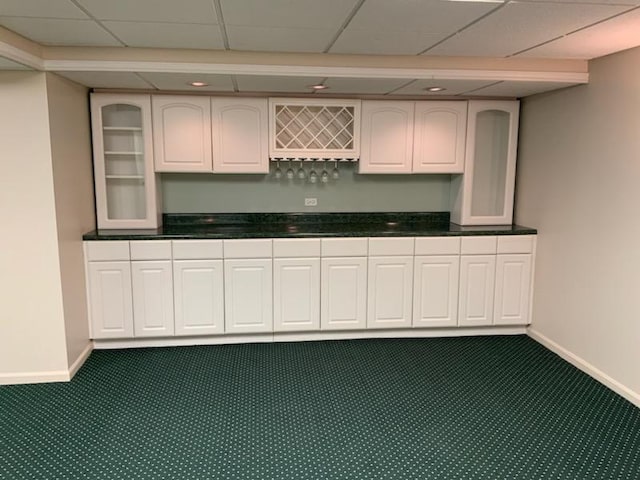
<box><xmin>90</xmin><ymin>94</ymin><xmax>160</xmax><ymax>229</ymax></box>
<box><xmin>450</xmin><ymin>100</ymin><xmax>520</xmax><ymax>226</ymax></box>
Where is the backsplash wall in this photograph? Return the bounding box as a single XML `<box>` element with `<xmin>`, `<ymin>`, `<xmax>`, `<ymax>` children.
<box><xmin>162</xmin><ymin>162</ymin><xmax>451</xmax><ymax>213</ymax></box>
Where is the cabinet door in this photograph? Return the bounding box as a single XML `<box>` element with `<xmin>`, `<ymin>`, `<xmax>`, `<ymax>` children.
<box><xmin>359</xmin><ymin>101</ymin><xmax>414</xmax><ymax>174</ymax></box>
<box><xmin>173</xmin><ymin>260</ymin><xmax>224</xmax><ymax>336</ymax></box>
<box><xmin>367</xmin><ymin>256</ymin><xmax>413</xmax><ymax>329</ymax></box>
<box><xmin>90</xmin><ymin>94</ymin><xmax>159</xmax><ymax>229</ymax></box>
<box><xmin>321</xmin><ymin>257</ymin><xmax>367</xmax><ymax>330</ymax></box>
<box><xmin>131</xmin><ymin>261</ymin><xmax>174</xmax><ymax>337</ymax></box>
<box><xmin>494</xmin><ymin>254</ymin><xmax>532</xmax><ymax>325</ymax></box>
<box><xmin>274</xmin><ymin>258</ymin><xmax>320</xmax><ymax>332</ymax></box>
<box><xmin>88</xmin><ymin>261</ymin><xmax>133</xmax><ymax>339</ymax></box>
<box><xmin>413</xmin><ymin>255</ymin><xmax>460</xmax><ymax>328</ymax></box>
<box><xmin>152</xmin><ymin>95</ymin><xmax>212</xmax><ymax>172</ymax></box>
<box><xmin>413</xmin><ymin>101</ymin><xmax>467</xmax><ymax>173</ymax></box>
<box><xmin>458</xmin><ymin>255</ymin><xmax>496</xmax><ymax>326</ymax></box>
<box><xmin>212</xmin><ymin>98</ymin><xmax>268</xmax><ymax>173</ymax></box>
<box><xmin>224</xmin><ymin>259</ymin><xmax>273</xmax><ymax>333</ymax></box>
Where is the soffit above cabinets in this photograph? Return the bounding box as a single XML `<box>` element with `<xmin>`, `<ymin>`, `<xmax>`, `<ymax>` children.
<box><xmin>1</xmin><ymin>0</ymin><xmax>639</xmax><ymax>97</ymax></box>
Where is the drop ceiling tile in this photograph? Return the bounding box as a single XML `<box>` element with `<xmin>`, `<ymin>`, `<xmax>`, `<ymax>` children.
<box><xmin>330</xmin><ymin>29</ymin><xmax>445</xmax><ymax>55</ymax></box>
<box><xmin>104</xmin><ymin>21</ymin><xmax>224</xmax><ymax>49</ymax></box>
<box><xmin>0</xmin><ymin>57</ymin><xmax>30</xmax><ymax>70</ymax></box>
<box><xmin>54</xmin><ymin>71</ymin><xmax>154</xmax><ymax>89</ymax></box>
<box><xmin>349</xmin><ymin>0</ymin><xmax>500</xmax><ymax>33</ymax></box>
<box><xmin>235</xmin><ymin>75</ymin><xmax>324</xmax><ymax>93</ymax></box>
<box><xmin>75</xmin><ymin>0</ymin><xmax>218</xmax><ymax>24</ymax></box>
<box><xmin>0</xmin><ymin>17</ymin><xmax>121</xmax><ymax>46</ymax></box>
<box><xmin>322</xmin><ymin>77</ymin><xmax>411</xmax><ymax>94</ymax></box>
<box><xmin>426</xmin><ymin>2</ymin><xmax>629</xmax><ymax>57</ymax></box>
<box><xmin>394</xmin><ymin>79</ymin><xmax>501</xmax><ymax>96</ymax></box>
<box><xmin>518</xmin><ymin>8</ymin><xmax>640</xmax><ymax>59</ymax></box>
<box><xmin>0</xmin><ymin>0</ymin><xmax>87</xmax><ymax>19</ymax></box>
<box><xmin>226</xmin><ymin>26</ymin><xmax>333</xmax><ymax>52</ymax></box>
<box><xmin>221</xmin><ymin>0</ymin><xmax>359</xmax><ymax>28</ymax></box>
<box><xmin>467</xmin><ymin>80</ymin><xmax>579</xmax><ymax>97</ymax></box>
<box><xmin>137</xmin><ymin>72</ymin><xmax>235</xmax><ymax>92</ymax></box>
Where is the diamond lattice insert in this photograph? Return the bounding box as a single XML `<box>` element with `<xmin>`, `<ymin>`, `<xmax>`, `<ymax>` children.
<box><xmin>275</xmin><ymin>105</ymin><xmax>355</xmax><ymax>151</ymax></box>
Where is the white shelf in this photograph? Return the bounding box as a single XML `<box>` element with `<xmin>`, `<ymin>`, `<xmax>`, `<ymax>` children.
<box><xmin>103</xmin><ymin>126</ymin><xmax>143</xmax><ymax>132</ymax></box>
<box><xmin>104</xmin><ymin>151</ymin><xmax>144</xmax><ymax>155</ymax></box>
<box><xmin>106</xmin><ymin>175</ymin><xmax>145</xmax><ymax>180</ymax></box>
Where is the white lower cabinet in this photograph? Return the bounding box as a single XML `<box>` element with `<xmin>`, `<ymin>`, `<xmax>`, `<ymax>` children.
<box><xmin>131</xmin><ymin>261</ymin><xmax>174</xmax><ymax>337</ymax></box>
<box><xmin>274</xmin><ymin>258</ymin><xmax>320</xmax><ymax>332</ymax></box>
<box><xmin>321</xmin><ymin>257</ymin><xmax>367</xmax><ymax>330</ymax></box>
<box><xmin>367</xmin><ymin>256</ymin><xmax>413</xmax><ymax>329</ymax></box>
<box><xmin>224</xmin><ymin>259</ymin><xmax>273</xmax><ymax>333</ymax></box>
<box><xmin>88</xmin><ymin>261</ymin><xmax>134</xmax><ymax>339</ymax></box>
<box><xmin>458</xmin><ymin>255</ymin><xmax>496</xmax><ymax>327</ymax></box>
<box><xmin>494</xmin><ymin>254</ymin><xmax>532</xmax><ymax>325</ymax></box>
<box><xmin>413</xmin><ymin>255</ymin><xmax>460</xmax><ymax>328</ymax></box>
<box><xmin>173</xmin><ymin>260</ymin><xmax>224</xmax><ymax>336</ymax></box>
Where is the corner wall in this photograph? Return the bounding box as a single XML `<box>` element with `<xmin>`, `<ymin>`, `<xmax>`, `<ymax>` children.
<box><xmin>516</xmin><ymin>47</ymin><xmax>640</xmax><ymax>406</ymax></box>
<box><xmin>0</xmin><ymin>72</ymin><xmax>69</xmax><ymax>382</ymax></box>
<box><xmin>46</xmin><ymin>73</ymin><xmax>95</xmax><ymax>371</ymax></box>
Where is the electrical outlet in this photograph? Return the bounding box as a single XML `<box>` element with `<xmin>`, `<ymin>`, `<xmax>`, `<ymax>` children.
<box><xmin>304</xmin><ymin>198</ymin><xmax>318</xmax><ymax>207</ymax></box>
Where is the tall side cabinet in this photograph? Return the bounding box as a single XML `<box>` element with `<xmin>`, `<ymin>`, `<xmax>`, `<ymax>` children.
<box><xmin>90</xmin><ymin>94</ymin><xmax>160</xmax><ymax>229</ymax></box>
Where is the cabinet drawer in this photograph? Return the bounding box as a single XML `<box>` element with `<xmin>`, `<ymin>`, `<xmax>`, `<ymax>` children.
<box><xmin>321</xmin><ymin>238</ymin><xmax>368</xmax><ymax>257</ymax></box>
<box><xmin>223</xmin><ymin>239</ymin><xmax>272</xmax><ymax>258</ymax></box>
<box><xmin>368</xmin><ymin>237</ymin><xmax>414</xmax><ymax>256</ymax></box>
<box><xmin>497</xmin><ymin>235</ymin><xmax>535</xmax><ymax>254</ymax></box>
<box><xmin>86</xmin><ymin>241</ymin><xmax>130</xmax><ymax>261</ymax></box>
<box><xmin>461</xmin><ymin>236</ymin><xmax>497</xmax><ymax>255</ymax></box>
<box><xmin>172</xmin><ymin>240</ymin><xmax>223</xmax><ymax>259</ymax></box>
<box><xmin>273</xmin><ymin>239</ymin><xmax>321</xmax><ymax>258</ymax></box>
<box><xmin>414</xmin><ymin>237</ymin><xmax>460</xmax><ymax>255</ymax></box>
<box><xmin>130</xmin><ymin>240</ymin><xmax>172</xmax><ymax>260</ymax></box>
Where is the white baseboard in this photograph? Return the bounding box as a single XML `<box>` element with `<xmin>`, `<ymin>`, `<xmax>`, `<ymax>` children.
<box><xmin>0</xmin><ymin>370</ymin><xmax>70</xmax><ymax>385</ymax></box>
<box><xmin>528</xmin><ymin>328</ymin><xmax>640</xmax><ymax>408</ymax></box>
<box><xmin>68</xmin><ymin>342</ymin><xmax>94</xmax><ymax>379</ymax></box>
<box><xmin>93</xmin><ymin>326</ymin><xmax>527</xmax><ymax>350</ymax></box>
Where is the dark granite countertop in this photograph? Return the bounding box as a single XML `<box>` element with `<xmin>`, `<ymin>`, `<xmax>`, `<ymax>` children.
<box><xmin>82</xmin><ymin>212</ymin><xmax>537</xmax><ymax>240</ymax></box>
<box><xmin>83</xmin><ymin>212</ymin><xmax>537</xmax><ymax>241</ymax></box>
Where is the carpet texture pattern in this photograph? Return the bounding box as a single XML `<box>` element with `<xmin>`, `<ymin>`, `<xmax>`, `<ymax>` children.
<box><xmin>1</xmin><ymin>335</ymin><xmax>639</xmax><ymax>479</ymax></box>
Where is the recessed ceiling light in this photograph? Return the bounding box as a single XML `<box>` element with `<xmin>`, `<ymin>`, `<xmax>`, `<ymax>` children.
<box><xmin>308</xmin><ymin>84</ymin><xmax>329</xmax><ymax>90</ymax></box>
<box><xmin>424</xmin><ymin>86</ymin><xmax>446</xmax><ymax>92</ymax></box>
<box><xmin>189</xmin><ymin>81</ymin><xmax>208</xmax><ymax>87</ymax></box>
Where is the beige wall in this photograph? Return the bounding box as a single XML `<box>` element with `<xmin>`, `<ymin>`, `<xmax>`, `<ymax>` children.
<box><xmin>516</xmin><ymin>47</ymin><xmax>640</xmax><ymax>404</ymax></box>
<box><xmin>46</xmin><ymin>73</ymin><xmax>94</xmax><ymax>368</ymax></box>
<box><xmin>0</xmin><ymin>72</ymin><xmax>69</xmax><ymax>381</ymax></box>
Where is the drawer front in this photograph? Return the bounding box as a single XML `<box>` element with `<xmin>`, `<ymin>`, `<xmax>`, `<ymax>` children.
<box><xmin>273</xmin><ymin>239</ymin><xmax>321</xmax><ymax>258</ymax></box>
<box><xmin>321</xmin><ymin>238</ymin><xmax>368</xmax><ymax>257</ymax></box>
<box><xmin>130</xmin><ymin>240</ymin><xmax>172</xmax><ymax>260</ymax></box>
<box><xmin>461</xmin><ymin>236</ymin><xmax>497</xmax><ymax>255</ymax></box>
<box><xmin>86</xmin><ymin>241</ymin><xmax>130</xmax><ymax>261</ymax></box>
<box><xmin>368</xmin><ymin>237</ymin><xmax>414</xmax><ymax>256</ymax></box>
<box><xmin>497</xmin><ymin>235</ymin><xmax>535</xmax><ymax>254</ymax></box>
<box><xmin>172</xmin><ymin>240</ymin><xmax>223</xmax><ymax>260</ymax></box>
<box><xmin>414</xmin><ymin>237</ymin><xmax>460</xmax><ymax>256</ymax></box>
<box><xmin>223</xmin><ymin>239</ymin><xmax>272</xmax><ymax>258</ymax></box>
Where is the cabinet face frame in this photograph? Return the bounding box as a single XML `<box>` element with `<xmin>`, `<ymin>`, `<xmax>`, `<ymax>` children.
<box><xmin>152</xmin><ymin>95</ymin><xmax>213</xmax><ymax>172</ymax></box>
<box><xmin>91</xmin><ymin>93</ymin><xmax>160</xmax><ymax>229</ymax></box>
<box><xmin>451</xmin><ymin>100</ymin><xmax>520</xmax><ymax>226</ymax></box>
<box><xmin>269</xmin><ymin>98</ymin><xmax>361</xmax><ymax>159</ymax></box>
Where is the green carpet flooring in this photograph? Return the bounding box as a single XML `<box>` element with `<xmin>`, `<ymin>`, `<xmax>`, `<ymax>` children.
<box><xmin>1</xmin><ymin>335</ymin><xmax>639</xmax><ymax>479</ymax></box>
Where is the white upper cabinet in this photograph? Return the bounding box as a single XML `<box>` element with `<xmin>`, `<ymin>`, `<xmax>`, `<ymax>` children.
<box><xmin>212</xmin><ymin>97</ymin><xmax>269</xmax><ymax>173</ymax></box>
<box><xmin>413</xmin><ymin>102</ymin><xmax>467</xmax><ymax>174</ymax></box>
<box><xmin>359</xmin><ymin>100</ymin><xmax>467</xmax><ymax>174</ymax></box>
<box><xmin>269</xmin><ymin>98</ymin><xmax>361</xmax><ymax>160</ymax></box>
<box><xmin>451</xmin><ymin>100</ymin><xmax>520</xmax><ymax>226</ymax></box>
<box><xmin>90</xmin><ymin>93</ymin><xmax>160</xmax><ymax>229</ymax></box>
<box><xmin>152</xmin><ymin>96</ymin><xmax>212</xmax><ymax>172</ymax></box>
<box><xmin>359</xmin><ymin>101</ymin><xmax>414</xmax><ymax>174</ymax></box>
